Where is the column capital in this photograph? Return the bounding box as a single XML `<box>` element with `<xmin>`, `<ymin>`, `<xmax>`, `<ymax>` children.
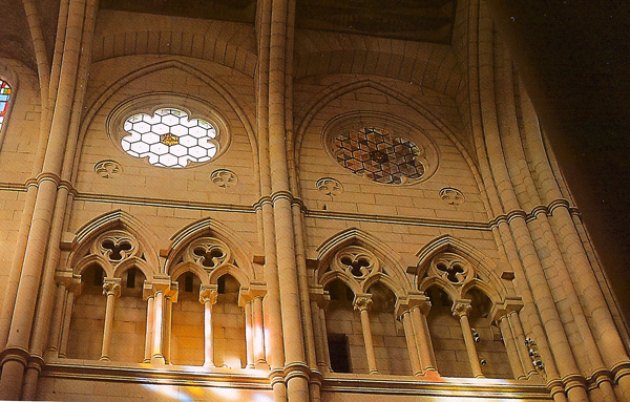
<box><xmin>353</xmin><ymin>294</ymin><xmax>373</xmax><ymax>311</ymax></box>
<box><xmin>143</xmin><ymin>276</ymin><xmax>174</xmax><ymax>299</ymax></box>
<box><xmin>395</xmin><ymin>293</ymin><xmax>432</xmax><ymax>317</ymax></box>
<box><xmin>55</xmin><ymin>271</ymin><xmax>81</xmax><ymax>295</ymax></box>
<box><xmin>102</xmin><ymin>278</ymin><xmax>121</xmax><ymax>297</ymax></box>
<box><xmin>452</xmin><ymin>299</ymin><xmax>472</xmax><ymax>317</ymax></box>
<box><xmin>490</xmin><ymin>297</ymin><xmax>524</xmax><ymax>321</ymax></box>
<box><xmin>238</xmin><ymin>283</ymin><xmax>266</xmax><ymax>305</ymax></box>
<box><xmin>310</xmin><ymin>287</ymin><xmax>331</xmax><ymax>309</ymax></box>
<box><xmin>199</xmin><ymin>285</ymin><xmax>218</xmax><ymax>305</ymax></box>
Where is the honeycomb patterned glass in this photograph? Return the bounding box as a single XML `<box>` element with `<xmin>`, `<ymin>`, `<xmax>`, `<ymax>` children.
<box><xmin>0</xmin><ymin>80</ymin><xmax>12</xmax><ymax>130</ymax></box>
<box><xmin>121</xmin><ymin>108</ymin><xmax>218</xmax><ymax>168</ymax></box>
<box><xmin>334</xmin><ymin>127</ymin><xmax>425</xmax><ymax>185</ymax></box>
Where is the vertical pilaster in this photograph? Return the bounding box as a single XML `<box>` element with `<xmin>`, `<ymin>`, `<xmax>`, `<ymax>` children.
<box><xmin>245</xmin><ymin>301</ymin><xmax>255</xmax><ymax>368</ymax></box>
<box><xmin>491</xmin><ymin>302</ymin><xmax>526</xmax><ymax>379</ymax></box>
<box><xmin>58</xmin><ymin>291</ymin><xmax>75</xmax><ymax>359</ymax></box>
<box><xmin>144</xmin><ymin>295</ymin><xmax>155</xmax><ymax>363</ymax></box>
<box><xmin>252</xmin><ymin>294</ymin><xmax>269</xmax><ymax>369</ymax></box>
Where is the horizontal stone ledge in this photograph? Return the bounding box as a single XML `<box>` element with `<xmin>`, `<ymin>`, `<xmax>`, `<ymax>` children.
<box><xmin>321</xmin><ymin>374</ymin><xmax>551</xmax><ymax>400</ymax></box>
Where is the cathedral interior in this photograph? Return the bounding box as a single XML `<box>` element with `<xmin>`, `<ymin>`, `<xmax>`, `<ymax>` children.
<box><xmin>0</xmin><ymin>1</ymin><xmax>628</xmax><ymax>401</ymax></box>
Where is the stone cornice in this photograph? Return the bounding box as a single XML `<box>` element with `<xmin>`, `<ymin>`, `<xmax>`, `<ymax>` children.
<box><xmin>0</xmin><ymin>183</ymin><xmax>581</xmax><ymax>233</ymax></box>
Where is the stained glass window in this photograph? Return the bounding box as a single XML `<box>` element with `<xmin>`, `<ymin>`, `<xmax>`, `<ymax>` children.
<box><xmin>334</xmin><ymin>127</ymin><xmax>425</xmax><ymax>185</ymax></box>
<box><xmin>122</xmin><ymin>108</ymin><xmax>218</xmax><ymax>168</ymax></box>
<box><xmin>0</xmin><ymin>80</ymin><xmax>13</xmax><ymax>131</ymax></box>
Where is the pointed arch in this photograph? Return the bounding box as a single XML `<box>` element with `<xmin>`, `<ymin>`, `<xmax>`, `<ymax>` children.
<box><xmin>413</xmin><ymin>235</ymin><xmax>508</xmax><ymax>302</ymax></box>
<box><xmin>68</xmin><ymin>209</ymin><xmax>160</xmax><ymax>277</ymax></box>
<box><xmin>165</xmin><ymin>217</ymin><xmax>256</xmax><ymax>283</ymax></box>
<box><xmin>169</xmin><ymin>261</ymin><xmax>211</xmax><ymax>287</ymax></box>
<box><xmin>316</xmin><ymin>227</ymin><xmax>411</xmax><ymax>297</ymax></box>
<box><xmin>73</xmin><ymin>59</ymin><xmax>258</xmax><ymax>187</ymax></box>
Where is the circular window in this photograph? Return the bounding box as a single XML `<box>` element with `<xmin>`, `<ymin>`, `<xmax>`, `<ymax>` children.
<box><xmin>324</xmin><ymin>114</ymin><xmax>438</xmax><ymax>185</ymax></box>
<box><xmin>107</xmin><ymin>95</ymin><xmax>230</xmax><ymax>169</ymax></box>
<box><xmin>122</xmin><ymin>108</ymin><xmax>218</xmax><ymax>168</ymax></box>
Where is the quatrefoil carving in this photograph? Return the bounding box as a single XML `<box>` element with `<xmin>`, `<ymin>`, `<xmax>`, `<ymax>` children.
<box><xmin>185</xmin><ymin>237</ymin><xmax>231</xmax><ymax>269</ymax></box>
<box><xmin>429</xmin><ymin>253</ymin><xmax>470</xmax><ymax>285</ymax></box>
<box><xmin>94</xmin><ymin>231</ymin><xmax>137</xmax><ymax>262</ymax></box>
<box><xmin>333</xmin><ymin>247</ymin><xmax>379</xmax><ymax>279</ymax></box>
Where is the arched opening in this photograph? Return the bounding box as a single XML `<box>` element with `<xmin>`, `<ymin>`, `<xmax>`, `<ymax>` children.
<box><xmin>324</xmin><ymin>279</ymin><xmax>363</xmax><ymax>373</ymax></box>
<box><xmin>108</xmin><ymin>267</ymin><xmax>147</xmax><ymax>363</ymax></box>
<box><xmin>366</xmin><ymin>282</ymin><xmax>410</xmax><ymax>375</ymax></box>
<box><xmin>467</xmin><ymin>288</ymin><xmax>513</xmax><ymax>379</ymax></box>
<box><xmin>213</xmin><ymin>274</ymin><xmax>246</xmax><ymax>368</ymax></box>
<box><xmin>171</xmin><ymin>271</ymin><xmax>205</xmax><ymax>366</ymax></box>
<box><xmin>67</xmin><ymin>264</ymin><xmax>106</xmax><ymax>360</ymax></box>
<box><xmin>426</xmin><ymin>286</ymin><xmax>471</xmax><ymax>377</ymax></box>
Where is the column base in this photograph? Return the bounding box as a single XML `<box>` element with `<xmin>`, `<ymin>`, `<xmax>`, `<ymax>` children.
<box><xmin>150</xmin><ymin>355</ymin><xmax>166</xmax><ymax>365</ymax></box>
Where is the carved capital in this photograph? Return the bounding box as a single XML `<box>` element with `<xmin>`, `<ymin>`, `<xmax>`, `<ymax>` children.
<box><xmin>451</xmin><ymin>299</ymin><xmax>472</xmax><ymax>318</ymax></box>
<box><xmin>490</xmin><ymin>297</ymin><xmax>524</xmax><ymax>321</ymax></box>
<box><xmin>199</xmin><ymin>285</ymin><xmax>218</xmax><ymax>305</ymax></box>
<box><xmin>353</xmin><ymin>294</ymin><xmax>372</xmax><ymax>311</ymax></box>
<box><xmin>102</xmin><ymin>279</ymin><xmax>121</xmax><ymax>297</ymax></box>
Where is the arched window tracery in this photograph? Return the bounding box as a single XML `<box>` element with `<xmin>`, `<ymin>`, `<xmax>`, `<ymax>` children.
<box><xmin>0</xmin><ymin>79</ymin><xmax>13</xmax><ymax>132</ymax></box>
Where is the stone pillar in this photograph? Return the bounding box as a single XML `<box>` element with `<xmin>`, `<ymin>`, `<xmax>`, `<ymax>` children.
<box><xmin>148</xmin><ymin>278</ymin><xmax>172</xmax><ymax>365</ymax></box>
<box><xmin>453</xmin><ymin>300</ymin><xmax>483</xmax><ymax>378</ymax></box>
<box><xmin>354</xmin><ymin>294</ymin><xmax>378</xmax><ymax>374</ymax></box>
<box><xmin>252</xmin><ymin>294</ymin><xmax>269</xmax><ymax>369</ymax></box>
<box><xmin>0</xmin><ymin>0</ymin><xmax>98</xmax><ymax>397</ymax></box>
<box><xmin>163</xmin><ymin>292</ymin><xmax>175</xmax><ymax>364</ymax></box>
<box><xmin>100</xmin><ymin>279</ymin><xmax>121</xmax><ymax>361</ymax></box>
<box><xmin>491</xmin><ymin>301</ymin><xmax>526</xmax><ymax>379</ymax></box>
<box><xmin>45</xmin><ymin>275</ymin><xmax>74</xmax><ymax>360</ymax></box>
<box><xmin>151</xmin><ymin>290</ymin><xmax>165</xmax><ymax>364</ymax></box>
<box><xmin>144</xmin><ymin>294</ymin><xmax>155</xmax><ymax>363</ymax></box>
<box><xmin>400</xmin><ymin>309</ymin><xmax>423</xmax><ymax>376</ymax></box>
<box><xmin>409</xmin><ymin>298</ymin><xmax>437</xmax><ymax>373</ymax></box>
<box><xmin>245</xmin><ymin>301</ymin><xmax>256</xmax><ymax>368</ymax></box>
<box><xmin>311</xmin><ymin>290</ymin><xmax>332</xmax><ymax>373</ymax></box>
<box><xmin>199</xmin><ymin>286</ymin><xmax>218</xmax><ymax>368</ymax></box>
<box><xmin>58</xmin><ymin>291</ymin><xmax>75</xmax><ymax>359</ymax></box>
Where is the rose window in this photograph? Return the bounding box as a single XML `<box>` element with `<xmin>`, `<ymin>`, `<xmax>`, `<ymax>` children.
<box><xmin>121</xmin><ymin>108</ymin><xmax>218</xmax><ymax>168</ymax></box>
<box><xmin>333</xmin><ymin>127</ymin><xmax>425</xmax><ymax>185</ymax></box>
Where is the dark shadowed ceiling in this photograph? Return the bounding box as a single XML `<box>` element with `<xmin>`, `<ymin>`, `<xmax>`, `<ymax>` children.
<box><xmin>100</xmin><ymin>0</ymin><xmax>456</xmax><ymax>43</ymax></box>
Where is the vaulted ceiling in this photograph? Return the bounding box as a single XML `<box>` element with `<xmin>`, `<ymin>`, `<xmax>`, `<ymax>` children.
<box><xmin>100</xmin><ymin>0</ymin><xmax>456</xmax><ymax>43</ymax></box>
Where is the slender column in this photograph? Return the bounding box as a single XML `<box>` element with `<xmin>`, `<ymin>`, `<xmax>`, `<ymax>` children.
<box><xmin>144</xmin><ymin>295</ymin><xmax>155</xmax><ymax>363</ymax></box>
<box><xmin>44</xmin><ymin>282</ymin><xmax>67</xmax><ymax>359</ymax></box>
<box><xmin>491</xmin><ymin>304</ymin><xmax>525</xmax><ymax>380</ymax></box>
<box><xmin>100</xmin><ymin>279</ymin><xmax>121</xmax><ymax>361</ymax></box>
<box><xmin>245</xmin><ymin>301</ymin><xmax>255</xmax><ymax>368</ymax></box>
<box><xmin>506</xmin><ymin>309</ymin><xmax>539</xmax><ymax>379</ymax></box>
<box><xmin>163</xmin><ymin>295</ymin><xmax>173</xmax><ymax>364</ymax></box>
<box><xmin>318</xmin><ymin>300</ymin><xmax>331</xmax><ymax>372</ymax></box>
<box><xmin>354</xmin><ymin>295</ymin><xmax>378</xmax><ymax>374</ymax></box>
<box><xmin>252</xmin><ymin>295</ymin><xmax>269</xmax><ymax>369</ymax></box>
<box><xmin>151</xmin><ymin>291</ymin><xmax>165</xmax><ymax>364</ymax></box>
<box><xmin>310</xmin><ymin>300</ymin><xmax>327</xmax><ymax>372</ymax></box>
<box><xmin>58</xmin><ymin>291</ymin><xmax>75</xmax><ymax>358</ymax></box>
<box><xmin>200</xmin><ymin>286</ymin><xmax>218</xmax><ymax>368</ymax></box>
<box><xmin>410</xmin><ymin>302</ymin><xmax>437</xmax><ymax>372</ymax></box>
<box><xmin>400</xmin><ymin>310</ymin><xmax>422</xmax><ymax>376</ymax></box>
<box><xmin>453</xmin><ymin>300</ymin><xmax>483</xmax><ymax>378</ymax></box>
